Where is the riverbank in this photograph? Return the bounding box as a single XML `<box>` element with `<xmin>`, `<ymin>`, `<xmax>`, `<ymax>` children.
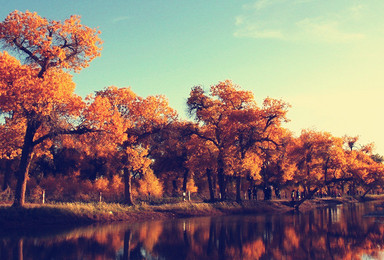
<box><xmin>0</xmin><ymin>196</ymin><xmax>372</xmax><ymax>228</ymax></box>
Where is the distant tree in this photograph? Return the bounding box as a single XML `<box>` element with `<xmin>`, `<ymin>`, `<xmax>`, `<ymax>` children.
<box><xmin>342</xmin><ymin>137</ymin><xmax>384</xmax><ymax>198</ymax></box>
<box><xmin>289</xmin><ymin>130</ymin><xmax>348</xmax><ymax>208</ymax></box>
<box><xmin>187</xmin><ymin>81</ymin><xmax>255</xmax><ymax>200</ymax></box>
<box><xmin>89</xmin><ymin>86</ymin><xmax>177</xmax><ymax>205</ymax></box>
<box><xmin>370</xmin><ymin>154</ymin><xmax>384</xmax><ymax>164</ymax></box>
<box><xmin>187</xmin><ymin>80</ymin><xmax>289</xmax><ymax>201</ymax></box>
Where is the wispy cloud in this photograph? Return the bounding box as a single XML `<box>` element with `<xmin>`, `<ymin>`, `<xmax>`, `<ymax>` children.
<box><xmin>112</xmin><ymin>16</ymin><xmax>130</xmax><ymax>23</ymax></box>
<box><xmin>296</xmin><ymin>18</ymin><xmax>365</xmax><ymax>43</ymax></box>
<box><xmin>234</xmin><ymin>0</ymin><xmax>370</xmax><ymax>43</ymax></box>
<box><xmin>234</xmin><ymin>25</ymin><xmax>284</xmax><ymax>39</ymax></box>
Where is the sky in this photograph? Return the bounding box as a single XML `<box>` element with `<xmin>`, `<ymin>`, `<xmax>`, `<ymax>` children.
<box><xmin>1</xmin><ymin>0</ymin><xmax>384</xmax><ymax>155</ymax></box>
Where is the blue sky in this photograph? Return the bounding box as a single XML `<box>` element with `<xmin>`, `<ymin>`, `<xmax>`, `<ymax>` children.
<box><xmin>2</xmin><ymin>0</ymin><xmax>384</xmax><ymax>154</ymax></box>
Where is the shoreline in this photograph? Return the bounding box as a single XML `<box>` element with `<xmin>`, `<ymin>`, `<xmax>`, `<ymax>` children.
<box><xmin>0</xmin><ymin>196</ymin><xmax>379</xmax><ymax>228</ymax></box>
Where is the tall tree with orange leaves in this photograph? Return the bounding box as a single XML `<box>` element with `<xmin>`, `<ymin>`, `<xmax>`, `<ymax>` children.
<box><xmin>343</xmin><ymin>136</ymin><xmax>384</xmax><ymax>197</ymax></box>
<box><xmin>187</xmin><ymin>80</ymin><xmax>289</xmax><ymax>200</ymax></box>
<box><xmin>90</xmin><ymin>86</ymin><xmax>177</xmax><ymax>205</ymax></box>
<box><xmin>289</xmin><ymin>130</ymin><xmax>348</xmax><ymax>208</ymax></box>
<box><xmin>0</xmin><ymin>10</ymin><xmax>102</xmax><ymax>207</ymax></box>
<box><xmin>228</xmin><ymin>97</ymin><xmax>290</xmax><ymax>201</ymax></box>
<box><xmin>187</xmin><ymin>81</ymin><xmax>254</xmax><ymax>200</ymax></box>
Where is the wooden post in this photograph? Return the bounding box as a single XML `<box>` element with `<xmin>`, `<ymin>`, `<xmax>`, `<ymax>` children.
<box><xmin>42</xmin><ymin>189</ymin><xmax>45</xmax><ymax>204</ymax></box>
<box><xmin>99</xmin><ymin>192</ymin><xmax>102</xmax><ymax>203</ymax></box>
<box><xmin>188</xmin><ymin>191</ymin><xmax>191</xmax><ymax>201</ymax></box>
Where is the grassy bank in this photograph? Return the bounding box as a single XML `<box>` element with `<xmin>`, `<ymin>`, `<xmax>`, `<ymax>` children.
<box><xmin>0</xmin><ymin>196</ymin><xmax>369</xmax><ymax>228</ymax></box>
<box><xmin>0</xmin><ymin>200</ymin><xmax>293</xmax><ymax>227</ymax></box>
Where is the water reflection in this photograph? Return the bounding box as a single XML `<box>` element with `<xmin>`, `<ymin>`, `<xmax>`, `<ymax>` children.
<box><xmin>1</xmin><ymin>203</ymin><xmax>384</xmax><ymax>259</ymax></box>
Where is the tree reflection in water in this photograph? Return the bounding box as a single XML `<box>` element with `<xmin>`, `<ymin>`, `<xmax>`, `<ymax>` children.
<box><xmin>1</xmin><ymin>203</ymin><xmax>384</xmax><ymax>259</ymax></box>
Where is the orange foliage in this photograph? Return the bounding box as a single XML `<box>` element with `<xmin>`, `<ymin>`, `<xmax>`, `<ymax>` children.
<box><xmin>137</xmin><ymin>169</ymin><xmax>164</xmax><ymax>198</ymax></box>
<box><xmin>0</xmin><ymin>10</ymin><xmax>102</xmax><ymax>75</ymax></box>
<box><xmin>187</xmin><ymin>80</ymin><xmax>290</xmax><ymax>199</ymax></box>
<box><xmin>0</xmin><ymin>10</ymin><xmax>103</xmax><ymax>206</ymax></box>
<box><xmin>289</xmin><ymin>129</ymin><xmax>346</xmax><ymax>189</ymax></box>
<box><xmin>186</xmin><ymin>177</ymin><xmax>198</xmax><ymax>193</ymax></box>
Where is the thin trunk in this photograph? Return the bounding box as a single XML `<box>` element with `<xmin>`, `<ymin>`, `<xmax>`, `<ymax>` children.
<box><xmin>236</xmin><ymin>175</ymin><xmax>242</xmax><ymax>202</ymax></box>
<box><xmin>123</xmin><ymin>167</ymin><xmax>134</xmax><ymax>205</ymax></box>
<box><xmin>217</xmin><ymin>169</ymin><xmax>226</xmax><ymax>201</ymax></box>
<box><xmin>206</xmin><ymin>168</ymin><xmax>215</xmax><ymax>201</ymax></box>
<box><xmin>2</xmin><ymin>160</ymin><xmax>12</xmax><ymax>191</ymax></box>
<box><xmin>294</xmin><ymin>187</ymin><xmax>319</xmax><ymax>210</ymax></box>
<box><xmin>217</xmin><ymin>155</ymin><xmax>226</xmax><ymax>200</ymax></box>
<box><xmin>13</xmin><ymin>122</ymin><xmax>37</xmax><ymax>207</ymax></box>
<box><xmin>182</xmin><ymin>168</ymin><xmax>189</xmax><ymax>192</ymax></box>
<box><xmin>362</xmin><ymin>186</ymin><xmax>374</xmax><ymax>199</ymax></box>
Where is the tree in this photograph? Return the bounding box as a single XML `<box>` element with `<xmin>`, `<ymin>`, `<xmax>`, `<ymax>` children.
<box><xmin>187</xmin><ymin>81</ymin><xmax>255</xmax><ymax>200</ymax></box>
<box><xmin>186</xmin><ymin>133</ymin><xmax>218</xmax><ymax>201</ymax></box>
<box><xmin>0</xmin><ymin>11</ymin><xmax>102</xmax><ymax>207</ymax></box>
<box><xmin>0</xmin><ymin>10</ymin><xmax>102</xmax><ymax>78</ymax></box>
<box><xmin>289</xmin><ymin>130</ymin><xmax>348</xmax><ymax>208</ymax></box>
<box><xmin>187</xmin><ymin>80</ymin><xmax>289</xmax><ymax>201</ymax></box>
<box><xmin>0</xmin><ymin>115</ymin><xmax>24</xmax><ymax>190</ymax></box>
<box><xmin>90</xmin><ymin>86</ymin><xmax>177</xmax><ymax>205</ymax></box>
<box><xmin>257</xmin><ymin>128</ymin><xmax>296</xmax><ymax>199</ymax></box>
<box><xmin>342</xmin><ymin>137</ymin><xmax>384</xmax><ymax>198</ymax></box>
<box><xmin>229</xmin><ymin>97</ymin><xmax>290</xmax><ymax>201</ymax></box>
<box><xmin>150</xmin><ymin>121</ymin><xmax>192</xmax><ymax>197</ymax></box>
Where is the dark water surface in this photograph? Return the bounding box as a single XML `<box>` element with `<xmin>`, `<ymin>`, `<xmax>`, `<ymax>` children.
<box><xmin>1</xmin><ymin>202</ymin><xmax>384</xmax><ymax>259</ymax></box>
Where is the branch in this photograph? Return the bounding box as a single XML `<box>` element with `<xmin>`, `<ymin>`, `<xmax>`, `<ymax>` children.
<box><xmin>32</xmin><ymin>126</ymin><xmax>98</xmax><ymax>147</ymax></box>
<box><xmin>12</xmin><ymin>38</ymin><xmax>41</xmax><ymax>65</ymax></box>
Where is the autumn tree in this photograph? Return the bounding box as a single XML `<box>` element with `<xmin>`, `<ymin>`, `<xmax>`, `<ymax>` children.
<box><xmin>257</xmin><ymin>128</ymin><xmax>296</xmax><ymax>199</ymax></box>
<box><xmin>187</xmin><ymin>80</ymin><xmax>289</xmax><ymax>201</ymax></box>
<box><xmin>342</xmin><ymin>137</ymin><xmax>384</xmax><ymax>198</ymax></box>
<box><xmin>289</xmin><ymin>130</ymin><xmax>348</xmax><ymax>208</ymax></box>
<box><xmin>187</xmin><ymin>81</ymin><xmax>254</xmax><ymax>200</ymax></box>
<box><xmin>228</xmin><ymin>97</ymin><xmax>290</xmax><ymax>201</ymax></box>
<box><xmin>89</xmin><ymin>86</ymin><xmax>177</xmax><ymax>205</ymax></box>
<box><xmin>150</xmin><ymin>121</ymin><xmax>193</xmax><ymax>196</ymax></box>
<box><xmin>0</xmin><ymin>115</ymin><xmax>24</xmax><ymax>190</ymax></box>
<box><xmin>186</xmin><ymin>133</ymin><xmax>218</xmax><ymax>201</ymax></box>
<box><xmin>0</xmin><ymin>10</ymin><xmax>102</xmax><ymax>207</ymax></box>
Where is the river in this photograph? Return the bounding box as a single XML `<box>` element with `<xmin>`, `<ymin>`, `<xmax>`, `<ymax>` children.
<box><xmin>1</xmin><ymin>202</ymin><xmax>384</xmax><ymax>259</ymax></box>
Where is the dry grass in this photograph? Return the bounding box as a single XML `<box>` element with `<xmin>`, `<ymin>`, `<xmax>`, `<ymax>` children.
<box><xmin>2</xmin><ymin>197</ymin><xmax>361</xmax><ymax>228</ymax></box>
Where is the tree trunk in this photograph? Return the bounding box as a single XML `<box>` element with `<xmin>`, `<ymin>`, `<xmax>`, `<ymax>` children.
<box><xmin>361</xmin><ymin>186</ymin><xmax>374</xmax><ymax>199</ymax></box>
<box><xmin>13</xmin><ymin>122</ymin><xmax>37</xmax><ymax>207</ymax></box>
<box><xmin>123</xmin><ymin>167</ymin><xmax>134</xmax><ymax>205</ymax></box>
<box><xmin>206</xmin><ymin>168</ymin><xmax>215</xmax><ymax>201</ymax></box>
<box><xmin>235</xmin><ymin>175</ymin><xmax>242</xmax><ymax>202</ymax></box>
<box><xmin>2</xmin><ymin>160</ymin><xmax>12</xmax><ymax>191</ymax></box>
<box><xmin>217</xmin><ymin>155</ymin><xmax>226</xmax><ymax>200</ymax></box>
<box><xmin>182</xmin><ymin>168</ymin><xmax>189</xmax><ymax>192</ymax></box>
<box><xmin>217</xmin><ymin>169</ymin><xmax>226</xmax><ymax>201</ymax></box>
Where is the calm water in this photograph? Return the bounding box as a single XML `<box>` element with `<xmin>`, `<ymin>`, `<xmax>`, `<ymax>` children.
<box><xmin>1</xmin><ymin>202</ymin><xmax>384</xmax><ymax>260</ymax></box>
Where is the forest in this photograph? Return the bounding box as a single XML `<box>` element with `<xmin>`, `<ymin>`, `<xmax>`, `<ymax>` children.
<box><xmin>1</xmin><ymin>11</ymin><xmax>384</xmax><ymax>208</ymax></box>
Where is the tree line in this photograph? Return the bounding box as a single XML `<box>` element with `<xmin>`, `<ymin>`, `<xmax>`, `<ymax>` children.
<box><xmin>1</xmin><ymin>11</ymin><xmax>383</xmax><ymax>207</ymax></box>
